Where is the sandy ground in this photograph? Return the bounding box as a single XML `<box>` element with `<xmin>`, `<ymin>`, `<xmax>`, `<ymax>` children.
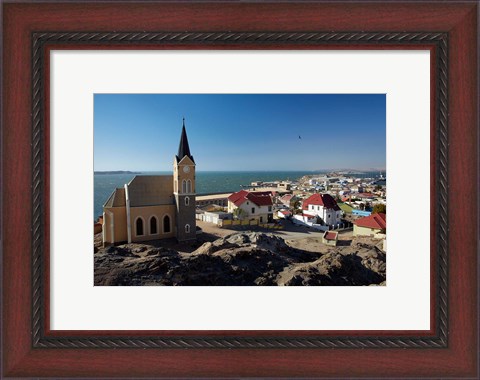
<box><xmin>197</xmin><ymin>219</ymin><xmax>357</xmax><ymax>255</ymax></box>
<box><xmin>96</xmin><ymin>219</ymin><xmax>377</xmax><ymax>257</ymax></box>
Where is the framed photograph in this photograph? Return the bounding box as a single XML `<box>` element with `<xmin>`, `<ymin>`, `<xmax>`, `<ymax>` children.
<box><xmin>2</xmin><ymin>1</ymin><xmax>478</xmax><ymax>378</ymax></box>
<box><xmin>92</xmin><ymin>93</ymin><xmax>387</xmax><ymax>288</ymax></box>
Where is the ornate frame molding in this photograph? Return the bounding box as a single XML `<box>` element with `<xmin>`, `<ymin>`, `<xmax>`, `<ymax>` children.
<box><xmin>31</xmin><ymin>31</ymin><xmax>448</xmax><ymax>349</ymax></box>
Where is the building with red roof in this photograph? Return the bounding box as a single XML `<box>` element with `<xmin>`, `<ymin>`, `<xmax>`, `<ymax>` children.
<box><xmin>322</xmin><ymin>230</ymin><xmax>338</xmax><ymax>246</ymax></box>
<box><xmin>279</xmin><ymin>193</ymin><xmax>299</xmax><ymax>208</ymax></box>
<box><xmin>277</xmin><ymin>210</ymin><xmax>292</xmax><ymax>219</ymax></box>
<box><xmin>301</xmin><ymin>193</ymin><xmax>342</xmax><ymax>226</ymax></box>
<box><xmin>356</xmin><ymin>192</ymin><xmax>376</xmax><ymax>200</ymax></box>
<box><xmin>353</xmin><ymin>213</ymin><xmax>386</xmax><ymax>237</ymax></box>
<box><xmin>227</xmin><ymin>190</ymin><xmax>274</xmax><ymax>223</ymax></box>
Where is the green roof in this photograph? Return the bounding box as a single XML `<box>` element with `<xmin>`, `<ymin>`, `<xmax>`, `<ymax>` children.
<box><xmin>338</xmin><ymin>202</ymin><xmax>353</xmax><ymax>214</ymax></box>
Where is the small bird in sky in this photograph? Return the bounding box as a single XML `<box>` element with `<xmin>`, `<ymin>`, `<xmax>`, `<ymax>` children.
<box><xmin>298</xmin><ymin>135</ymin><xmax>302</xmax><ymax>139</ymax></box>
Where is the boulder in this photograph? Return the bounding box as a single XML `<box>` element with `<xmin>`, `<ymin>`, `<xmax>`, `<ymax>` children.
<box><xmin>94</xmin><ymin>232</ymin><xmax>386</xmax><ymax>286</ymax></box>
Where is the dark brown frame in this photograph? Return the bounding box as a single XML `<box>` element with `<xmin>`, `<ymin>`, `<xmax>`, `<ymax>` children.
<box><xmin>2</xmin><ymin>1</ymin><xmax>478</xmax><ymax>378</ymax></box>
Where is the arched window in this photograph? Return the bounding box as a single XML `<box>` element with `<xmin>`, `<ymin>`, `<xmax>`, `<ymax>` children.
<box><xmin>149</xmin><ymin>216</ymin><xmax>158</xmax><ymax>234</ymax></box>
<box><xmin>182</xmin><ymin>180</ymin><xmax>187</xmax><ymax>193</ymax></box>
<box><xmin>185</xmin><ymin>224</ymin><xmax>190</xmax><ymax>233</ymax></box>
<box><xmin>186</xmin><ymin>179</ymin><xmax>192</xmax><ymax>193</ymax></box>
<box><xmin>163</xmin><ymin>215</ymin><xmax>171</xmax><ymax>233</ymax></box>
<box><xmin>135</xmin><ymin>217</ymin><xmax>144</xmax><ymax>236</ymax></box>
<box><xmin>185</xmin><ymin>196</ymin><xmax>190</xmax><ymax>206</ymax></box>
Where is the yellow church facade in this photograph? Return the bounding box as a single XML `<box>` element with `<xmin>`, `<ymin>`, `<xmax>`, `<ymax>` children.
<box><xmin>102</xmin><ymin>120</ymin><xmax>197</xmax><ymax>245</ymax></box>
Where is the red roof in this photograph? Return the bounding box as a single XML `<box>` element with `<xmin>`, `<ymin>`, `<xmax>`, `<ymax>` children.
<box><xmin>302</xmin><ymin>193</ymin><xmax>341</xmax><ymax>211</ymax></box>
<box><xmin>228</xmin><ymin>190</ymin><xmax>249</xmax><ymax>205</ymax></box>
<box><xmin>228</xmin><ymin>190</ymin><xmax>273</xmax><ymax>207</ymax></box>
<box><xmin>354</xmin><ymin>213</ymin><xmax>386</xmax><ymax>229</ymax></box>
<box><xmin>280</xmin><ymin>210</ymin><xmax>292</xmax><ymax>215</ymax></box>
<box><xmin>324</xmin><ymin>231</ymin><xmax>338</xmax><ymax>240</ymax></box>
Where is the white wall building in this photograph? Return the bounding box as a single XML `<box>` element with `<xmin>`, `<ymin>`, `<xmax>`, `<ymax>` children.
<box><xmin>302</xmin><ymin>193</ymin><xmax>342</xmax><ymax>226</ymax></box>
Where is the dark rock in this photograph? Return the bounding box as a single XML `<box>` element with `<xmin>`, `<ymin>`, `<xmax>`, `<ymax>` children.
<box><xmin>94</xmin><ymin>232</ymin><xmax>386</xmax><ymax>286</ymax></box>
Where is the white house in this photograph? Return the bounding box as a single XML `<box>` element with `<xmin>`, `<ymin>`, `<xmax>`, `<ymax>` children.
<box><xmin>292</xmin><ymin>212</ymin><xmax>329</xmax><ymax>231</ymax></box>
<box><xmin>302</xmin><ymin>193</ymin><xmax>342</xmax><ymax>226</ymax></box>
<box><xmin>199</xmin><ymin>211</ymin><xmax>232</xmax><ymax>225</ymax></box>
<box><xmin>227</xmin><ymin>190</ymin><xmax>274</xmax><ymax>223</ymax></box>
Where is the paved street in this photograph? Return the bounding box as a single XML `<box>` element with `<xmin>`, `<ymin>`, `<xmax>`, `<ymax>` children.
<box><xmin>196</xmin><ymin>219</ymin><xmax>353</xmax><ymax>242</ymax></box>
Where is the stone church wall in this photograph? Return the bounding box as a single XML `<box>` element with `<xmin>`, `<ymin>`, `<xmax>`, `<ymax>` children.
<box><xmin>130</xmin><ymin>205</ymin><xmax>176</xmax><ymax>242</ymax></box>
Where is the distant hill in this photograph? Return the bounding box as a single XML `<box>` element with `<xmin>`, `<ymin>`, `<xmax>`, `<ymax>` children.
<box><xmin>94</xmin><ymin>171</ymin><xmax>141</xmax><ymax>175</ymax></box>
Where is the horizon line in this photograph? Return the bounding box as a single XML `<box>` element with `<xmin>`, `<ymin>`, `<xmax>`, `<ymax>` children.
<box><xmin>94</xmin><ymin>169</ymin><xmax>387</xmax><ymax>173</ymax></box>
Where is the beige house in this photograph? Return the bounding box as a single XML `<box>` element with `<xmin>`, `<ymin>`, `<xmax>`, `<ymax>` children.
<box><xmin>353</xmin><ymin>213</ymin><xmax>386</xmax><ymax>237</ymax></box>
<box><xmin>277</xmin><ymin>181</ymin><xmax>292</xmax><ymax>191</ymax></box>
<box><xmin>102</xmin><ymin>120</ymin><xmax>197</xmax><ymax>245</ymax></box>
<box><xmin>196</xmin><ymin>193</ymin><xmax>231</xmax><ymax>208</ymax></box>
<box><xmin>322</xmin><ymin>231</ymin><xmax>338</xmax><ymax>246</ymax></box>
<box><xmin>227</xmin><ymin>190</ymin><xmax>274</xmax><ymax>223</ymax></box>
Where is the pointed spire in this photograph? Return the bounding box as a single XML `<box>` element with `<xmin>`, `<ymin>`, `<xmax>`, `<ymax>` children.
<box><xmin>176</xmin><ymin>118</ymin><xmax>194</xmax><ymax>163</ymax></box>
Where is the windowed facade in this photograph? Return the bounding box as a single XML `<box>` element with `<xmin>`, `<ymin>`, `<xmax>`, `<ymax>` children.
<box><xmin>251</xmin><ymin>207</ymin><xmax>255</xmax><ymax>214</ymax></box>
<box><xmin>102</xmin><ymin>121</ymin><xmax>197</xmax><ymax>245</ymax></box>
<box><xmin>163</xmin><ymin>215</ymin><xmax>171</xmax><ymax>233</ymax></box>
<box><xmin>135</xmin><ymin>217</ymin><xmax>144</xmax><ymax>236</ymax></box>
<box><xmin>149</xmin><ymin>216</ymin><xmax>158</xmax><ymax>234</ymax></box>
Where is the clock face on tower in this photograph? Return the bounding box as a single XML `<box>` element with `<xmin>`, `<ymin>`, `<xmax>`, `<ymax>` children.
<box><xmin>183</xmin><ymin>166</ymin><xmax>190</xmax><ymax>173</ymax></box>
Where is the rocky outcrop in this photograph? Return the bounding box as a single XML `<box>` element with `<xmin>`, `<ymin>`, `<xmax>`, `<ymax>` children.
<box><xmin>277</xmin><ymin>251</ymin><xmax>386</xmax><ymax>286</ymax></box>
<box><xmin>94</xmin><ymin>232</ymin><xmax>386</xmax><ymax>286</ymax></box>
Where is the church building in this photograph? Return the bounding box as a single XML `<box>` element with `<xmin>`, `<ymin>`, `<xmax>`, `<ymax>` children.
<box><xmin>102</xmin><ymin>120</ymin><xmax>197</xmax><ymax>245</ymax></box>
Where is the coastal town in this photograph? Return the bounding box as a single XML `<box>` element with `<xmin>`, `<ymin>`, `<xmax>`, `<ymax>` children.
<box><xmin>195</xmin><ymin>171</ymin><xmax>387</xmax><ymax>250</ymax></box>
<box><xmin>94</xmin><ymin>122</ymin><xmax>386</xmax><ymax>286</ymax></box>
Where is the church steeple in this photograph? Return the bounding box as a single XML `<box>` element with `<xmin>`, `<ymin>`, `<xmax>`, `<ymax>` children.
<box><xmin>176</xmin><ymin>118</ymin><xmax>194</xmax><ymax>163</ymax></box>
<box><xmin>173</xmin><ymin>118</ymin><xmax>196</xmax><ymax>243</ymax></box>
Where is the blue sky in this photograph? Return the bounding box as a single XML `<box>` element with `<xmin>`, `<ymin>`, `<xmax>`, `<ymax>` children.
<box><xmin>94</xmin><ymin>94</ymin><xmax>386</xmax><ymax>171</ymax></box>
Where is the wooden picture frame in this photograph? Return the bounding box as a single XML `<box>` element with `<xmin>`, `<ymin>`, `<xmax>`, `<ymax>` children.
<box><xmin>2</xmin><ymin>1</ymin><xmax>478</xmax><ymax>378</ymax></box>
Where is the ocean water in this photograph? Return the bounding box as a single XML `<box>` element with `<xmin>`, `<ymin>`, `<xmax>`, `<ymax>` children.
<box><xmin>94</xmin><ymin>170</ymin><xmax>384</xmax><ymax>220</ymax></box>
<box><xmin>94</xmin><ymin>171</ymin><xmax>316</xmax><ymax>219</ymax></box>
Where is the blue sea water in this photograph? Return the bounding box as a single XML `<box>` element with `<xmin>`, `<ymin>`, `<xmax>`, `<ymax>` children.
<box><xmin>94</xmin><ymin>171</ymin><xmax>317</xmax><ymax>219</ymax></box>
<box><xmin>94</xmin><ymin>170</ymin><xmax>384</xmax><ymax>220</ymax></box>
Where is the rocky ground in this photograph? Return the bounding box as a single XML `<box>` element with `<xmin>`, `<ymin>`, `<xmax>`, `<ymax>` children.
<box><xmin>94</xmin><ymin>232</ymin><xmax>386</xmax><ymax>286</ymax></box>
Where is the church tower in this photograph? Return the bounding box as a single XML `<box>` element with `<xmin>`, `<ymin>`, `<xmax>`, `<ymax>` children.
<box><xmin>173</xmin><ymin>118</ymin><xmax>197</xmax><ymax>242</ymax></box>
